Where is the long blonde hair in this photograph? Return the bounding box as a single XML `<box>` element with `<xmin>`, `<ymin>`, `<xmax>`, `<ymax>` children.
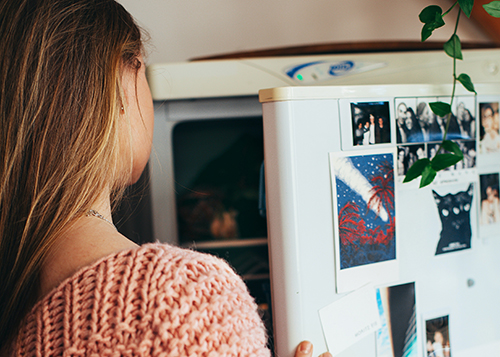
<box><xmin>0</xmin><ymin>0</ymin><xmax>143</xmax><ymax>349</ymax></box>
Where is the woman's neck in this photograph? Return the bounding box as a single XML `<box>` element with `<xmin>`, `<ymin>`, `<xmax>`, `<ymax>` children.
<box><xmin>39</xmin><ymin>192</ymin><xmax>138</xmax><ymax>299</ymax></box>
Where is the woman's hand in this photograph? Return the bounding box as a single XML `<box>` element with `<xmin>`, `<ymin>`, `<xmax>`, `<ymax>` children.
<box><xmin>295</xmin><ymin>341</ymin><xmax>332</xmax><ymax>357</ymax></box>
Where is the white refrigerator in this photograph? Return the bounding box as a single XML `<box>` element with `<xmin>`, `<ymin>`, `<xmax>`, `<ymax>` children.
<box><xmin>260</xmin><ymin>78</ymin><xmax>500</xmax><ymax>357</ymax></box>
<box><xmin>147</xmin><ymin>48</ymin><xmax>500</xmax><ymax>357</ymax></box>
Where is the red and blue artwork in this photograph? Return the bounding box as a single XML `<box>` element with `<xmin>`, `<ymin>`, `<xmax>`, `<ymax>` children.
<box><xmin>335</xmin><ymin>153</ymin><xmax>396</xmax><ymax>270</ymax></box>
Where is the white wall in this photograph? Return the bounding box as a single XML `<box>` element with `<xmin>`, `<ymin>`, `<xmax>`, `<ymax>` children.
<box><xmin>117</xmin><ymin>0</ymin><xmax>490</xmax><ymax>65</ymax></box>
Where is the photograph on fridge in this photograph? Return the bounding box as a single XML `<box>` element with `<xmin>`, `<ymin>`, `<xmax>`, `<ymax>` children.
<box><xmin>350</xmin><ymin>101</ymin><xmax>391</xmax><ymax>146</ymax></box>
<box><xmin>330</xmin><ymin>149</ymin><xmax>399</xmax><ymax>293</ymax></box>
<box><xmin>376</xmin><ymin>282</ymin><xmax>418</xmax><ymax>357</ymax></box>
<box><xmin>479</xmin><ymin>102</ymin><xmax>500</xmax><ymax>154</ymax></box>
<box><xmin>396</xmin><ymin>96</ymin><xmax>475</xmax><ymax>144</ymax></box>
<box><xmin>425</xmin><ymin>141</ymin><xmax>476</xmax><ymax>171</ymax></box>
<box><xmin>476</xmin><ymin>96</ymin><xmax>500</xmax><ymax>167</ymax></box>
<box><xmin>431</xmin><ymin>183</ymin><xmax>475</xmax><ymax>255</ymax></box>
<box><xmin>397</xmin><ymin>144</ymin><xmax>426</xmax><ymax>177</ymax></box>
<box><xmin>394</xmin><ymin>96</ymin><xmax>476</xmax><ymax>179</ymax></box>
<box><xmin>478</xmin><ymin>172</ymin><xmax>500</xmax><ymax>237</ymax></box>
<box><xmin>425</xmin><ymin>315</ymin><xmax>451</xmax><ymax>357</ymax></box>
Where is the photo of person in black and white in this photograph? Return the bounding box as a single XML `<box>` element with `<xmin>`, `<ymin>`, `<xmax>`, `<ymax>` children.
<box><xmin>396</xmin><ymin>102</ymin><xmax>408</xmax><ymax>144</ymax></box>
<box><xmin>396</xmin><ymin>101</ymin><xmax>427</xmax><ymax>144</ymax></box>
<box><xmin>399</xmin><ymin>98</ymin><xmax>475</xmax><ymax>144</ymax></box>
<box><xmin>351</xmin><ymin>101</ymin><xmax>391</xmax><ymax>146</ymax></box>
<box><xmin>416</xmin><ymin>101</ymin><xmax>434</xmax><ymax>142</ymax></box>
<box><xmin>398</xmin><ymin>144</ymin><xmax>426</xmax><ymax>175</ymax></box>
<box><xmin>405</xmin><ymin>107</ymin><xmax>424</xmax><ymax>143</ymax></box>
<box><xmin>427</xmin><ymin>143</ymin><xmax>441</xmax><ymax>166</ymax></box>
<box><xmin>455</xmin><ymin>101</ymin><xmax>476</xmax><ymax>139</ymax></box>
<box><xmin>443</xmin><ymin>112</ymin><xmax>463</xmax><ymax>141</ymax></box>
<box><xmin>456</xmin><ymin>140</ymin><xmax>476</xmax><ymax>169</ymax></box>
<box><xmin>426</xmin><ymin>140</ymin><xmax>475</xmax><ymax>170</ymax></box>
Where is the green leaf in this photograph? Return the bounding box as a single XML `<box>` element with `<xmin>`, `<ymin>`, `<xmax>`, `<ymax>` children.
<box><xmin>431</xmin><ymin>153</ymin><xmax>463</xmax><ymax>171</ymax></box>
<box><xmin>421</xmin><ymin>23</ymin><xmax>435</xmax><ymax>41</ymax></box>
<box><xmin>457</xmin><ymin>73</ymin><xmax>477</xmax><ymax>93</ymax></box>
<box><xmin>419</xmin><ymin>5</ymin><xmax>443</xmax><ymax>23</ymax></box>
<box><xmin>429</xmin><ymin>102</ymin><xmax>451</xmax><ymax>117</ymax></box>
<box><xmin>441</xmin><ymin>140</ymin><xmax>464</xmax><ymax>157</ymax></box>
<box><xmin>483</xmin><ymin>1</ymin><xmax>500</xmax><ymax>17</ymax></box>
<box><xmin>420</xmin><ymin>165</ymin><xmax>437</xmax><ymax>188</ymax></box>
<box><xmin>433</xmin><ymin>12</ymin><xmax>446</xmax><ymax>27</ymax></box>
<box><xmin>459</xmin><ymin>0</ymin><xmax>475</xmax><ymax>17</ymax></box>
<box><xmin>444</xmin><ymin>34</ymin><xmax>463</xmax><ymax>60</ymax></box>
<box><xmin>420</xmin><ymin>7</ymin><xmax>445</xmax><ymax>41</ymax></box>
<box><xmin>403</xmin><ymin>158</ymin><xmax>431</xmax><ymax>183</ymax></box>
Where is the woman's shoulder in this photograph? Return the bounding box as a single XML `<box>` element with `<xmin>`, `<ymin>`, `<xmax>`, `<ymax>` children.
<box><xmin>120</xmin><ymin>243</ymin><xmax>249</xmax><ymax>295</ymax></box>
<box><xmin>35</xmin><ymin>242</ymin><xmax>246</xmax><ymax>308</ymax></box>
<box><xmin>14</xmin><ymin>243</ymin><xmax>270</xmax><ymax>356</ymax></box>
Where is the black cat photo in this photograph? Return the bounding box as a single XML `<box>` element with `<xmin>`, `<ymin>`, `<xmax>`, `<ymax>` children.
<box><xmin>432</xmin><ymin>184</ymin><xmax>474</xmax><ymax>255</ymax></box>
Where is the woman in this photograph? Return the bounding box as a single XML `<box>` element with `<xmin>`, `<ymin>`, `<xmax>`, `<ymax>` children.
<box><xmin>0</xmin><ymin>1</ymin><xmax>330</xmax><ymax>356</ymax></box>
<box><xmin>479</xmin><ymin>103</ymin><xmax>500</xmax><ymax>153</ymax></box>
<box><xmin>404</xmin><ymin>107</ymin><xmax>423</xmax><ymax>143</ymax></box>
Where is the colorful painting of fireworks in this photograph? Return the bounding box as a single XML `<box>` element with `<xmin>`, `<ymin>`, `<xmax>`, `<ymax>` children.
<box><xmin>333</xmin><ymin>152</ymin><xmax>396</xmax><ymax>270</ymax></box>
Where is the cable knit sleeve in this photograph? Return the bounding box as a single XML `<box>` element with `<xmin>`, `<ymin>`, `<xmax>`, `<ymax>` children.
<box><xmin>138</xmin><ymin>245</ymin><xmax>271</xmax><ymax>357</ymax></box>
<box><xmin>11</xmin><ymin>243</ymin><xmax>271</xmax><ymax>357</ymax></box>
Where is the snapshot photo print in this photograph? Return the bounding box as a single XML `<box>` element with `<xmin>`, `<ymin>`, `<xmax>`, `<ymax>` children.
<box><xmin>351</xmin><ymin>101</ymin><xmax>391</xmax><ymax>146</ymax></box>
<box><xmin>330</xmin><ymin>148</ymin><xmax>399</xmax><ymax>293</ymax></box>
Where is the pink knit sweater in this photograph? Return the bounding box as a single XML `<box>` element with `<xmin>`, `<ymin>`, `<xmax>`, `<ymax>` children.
<box><xmin>11</xmin><ymin>243</ymin><xmax>271</xmax><ymax>356</ymax></box>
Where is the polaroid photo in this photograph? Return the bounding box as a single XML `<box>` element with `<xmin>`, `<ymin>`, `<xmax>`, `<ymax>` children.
<box><xmin>329</xmin><ymin>148</ymin><xmax>399</xmax><ymax>293</ymax></box>
<box><xmin>424</xmin><ymin>315</ymin><xmax>451</xmax><ymax>357</ymax></box>
<box><xmin>477</xmin><ymin>96</ymin><xmax>500</xmax><ymax>167</ymax></box>
<box><xmin>376</xmin><ymin>282</ymin><xmax>418</xmax><ymax>357</ymax></box>
<box><xmin>340</xmin><ymin>99</ymin><xmax>393</xmax><ymax>151</ymax></box>
<box><xmin>478</xmin><ymin>101</ymin><xmax>500</xmax><ymax>154</ymax></box>
<box><xmin>478</xmin><ymin>172</ymin><xmax>500</xmax><ymax>238</ymax></box>
<box><xmin>430</xmin><ymin>182</ymin><xmax>476</xmax><ymax>256</ymax></box>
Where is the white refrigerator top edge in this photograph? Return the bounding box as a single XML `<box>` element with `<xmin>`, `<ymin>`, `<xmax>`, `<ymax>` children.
<box><xmin>146</xmin><ymin>48</ymin><xmax>500</xmax><ymax>101</ymax></box>
<box><xmin>258</xmin><ymin>82</ymin><xmax>500</xmax><ymax>103</ymax></box>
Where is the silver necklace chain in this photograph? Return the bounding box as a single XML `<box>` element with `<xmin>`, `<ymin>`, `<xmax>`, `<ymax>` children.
<box><xmin>87</xmin><ymin>209</ymin><xmax>116</xmax><ymax>229</ymax></box>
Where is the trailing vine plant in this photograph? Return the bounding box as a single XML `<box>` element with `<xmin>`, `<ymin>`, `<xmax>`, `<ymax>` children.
<box><xmin>404</xmin><ymin>0</ymin><xmax>500</xmax><ymax>187</ymax></box>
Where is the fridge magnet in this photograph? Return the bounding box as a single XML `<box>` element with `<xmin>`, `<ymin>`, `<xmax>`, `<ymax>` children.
<box><xmin>376</xmin><ymin>282</ymin><xmax>417</xmax><ymax>357</ymax></box>
<box><xmin>330</xmin><ymin>149</ymin><xmax>399</xmax><ymax>293</ymax></box>
<box><xmin>479</xmin><ymin>173</ymin><xmax>500</xmax><ymax>237</ymax></box>
<box><xmin>479</xmin><ymin>102</ymin><xmax>500</xmax><ymax>154</ymax></box>
<box><xmin>432</xmin><ymin>183</ymin><xmax>474</xmax><ymax>255</ymax></box>
<box><xmin>425</xmin><ymin>315</ymin><xmax>451</xmax><ymax>357</ymax></box>
<box><xmin>350</xmin><ymin>101</ymin><xmax>391</xmax><ymax>146</ymax></box>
